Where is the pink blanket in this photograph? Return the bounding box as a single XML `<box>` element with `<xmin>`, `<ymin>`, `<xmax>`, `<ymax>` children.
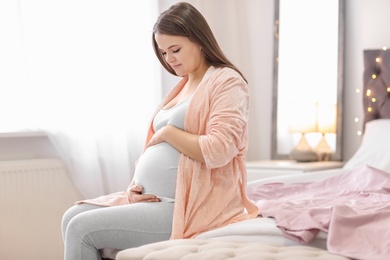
<box><xmin>247</xmin><ymin>165</ymin><xmax>390</xmax><ymax>260</ymax></box>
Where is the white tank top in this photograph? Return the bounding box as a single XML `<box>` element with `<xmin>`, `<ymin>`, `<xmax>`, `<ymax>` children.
<box><xmin>133</xmin><ymin>95</ymin><xmax>192</xmax><ymax>202</ymax></box>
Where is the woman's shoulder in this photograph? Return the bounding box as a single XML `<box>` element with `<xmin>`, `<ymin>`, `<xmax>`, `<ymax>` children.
<box><xmin>209</xmin><ymin>66</ymin><xmax>240</xmax><ymax>76</ymax></box>
<box><xmin>207</xmin><ymin>66</ymin><xmax>245</xmax><ymax>84</ymax></box>
<box><xmin>200</xmin><ymin>66</ymin><xmax>248</xmax><ymax>97</ymax></box>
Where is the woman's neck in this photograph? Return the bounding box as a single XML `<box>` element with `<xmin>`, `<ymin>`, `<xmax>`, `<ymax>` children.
<box><xmin>187</xmin><ymin>63</ymin><xmax>210</xmax><ymax>89</ymax></box>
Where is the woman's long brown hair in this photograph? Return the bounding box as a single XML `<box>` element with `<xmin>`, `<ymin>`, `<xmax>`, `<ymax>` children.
<box><xmin>152</xmin><ymin>2</ymin><xmax>247</xmax><ymax>82</ymax></box>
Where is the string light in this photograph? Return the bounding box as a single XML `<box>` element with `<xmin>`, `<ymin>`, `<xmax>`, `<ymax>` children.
<box><xmin>355</xmin><ymin>47</ymin><xmax>388</xmax><ymax>136</ymax></box>
<box><xmin>274</xmin><ymin>20</ymin><xmax>279</xmax><ymax>39</ymax></box>
<box><xmin>355</xmin><ymin>84</ymin><xmax>361</xmax><ymax>136</ymax></box>
<box><xmin>368</xmin><ymin>55</ymin><xmax>378</xmax><ymax>116</ymax></box>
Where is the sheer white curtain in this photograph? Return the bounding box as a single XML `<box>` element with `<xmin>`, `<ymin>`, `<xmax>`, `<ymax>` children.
<box><xmin>0</xmin><ymin>0</ymin><xmax>161</xmax><ymax>198</ymax></box>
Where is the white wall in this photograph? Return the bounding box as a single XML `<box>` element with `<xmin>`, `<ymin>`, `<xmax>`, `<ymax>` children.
<box><xmin>1</xmin><ymin>0</ymin><xmax>390</xmax><ymax>162</ymax></box>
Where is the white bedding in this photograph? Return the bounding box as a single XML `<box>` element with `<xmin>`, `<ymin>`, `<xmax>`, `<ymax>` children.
<box><xmin>195</xmin><ymin>217</ymin><xmax>328</xmax><ymax>249</ymax></box>
<box><xmin>195</xmin><ymin>168</ymin><xmax>350</xmax><ymax>249</ymax></box>
<box><xmin>246</xmin><ymin>167</ymin><xmax>348</xmax><ymax>187</ymax></box>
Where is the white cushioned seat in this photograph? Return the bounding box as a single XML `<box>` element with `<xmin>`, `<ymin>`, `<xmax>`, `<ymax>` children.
<box><xmin>115</xmin><ymin>239</ymin><xmax>348</xmax><ymax>260</ymax></box>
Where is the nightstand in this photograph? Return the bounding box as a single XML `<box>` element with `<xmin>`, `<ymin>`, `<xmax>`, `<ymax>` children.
<box><xmin>246</xmin><ymin>160</ymin><xmax>344</xmax><ymax>182</ymax></box>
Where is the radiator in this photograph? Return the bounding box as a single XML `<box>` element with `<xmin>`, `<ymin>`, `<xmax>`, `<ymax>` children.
<box><xmin>0</xmin><ymin>159</ymin><xmax>82</xmax><ymax>260</ymax></box>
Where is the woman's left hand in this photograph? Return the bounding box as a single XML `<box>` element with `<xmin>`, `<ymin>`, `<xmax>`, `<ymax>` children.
<box><xmin>147</xmin><ymin>125</ymin><xmax>168</xmax><ymax>148</ymax></box>
<box><xmin>147</xmin><ymin>125</ymin><xmax>204</xmax><ymax>162</ymax></box>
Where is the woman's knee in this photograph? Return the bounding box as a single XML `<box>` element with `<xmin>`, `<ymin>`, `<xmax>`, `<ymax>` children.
<box><xmin>63</xmin><ymin>211</ymin><xmax>103</xmax><ymax>260</ymax></box>
<box><xmin>62</xmin><ymin>205</ymin><xmax>78</xmax><ymax>240</ymax></box>
<box><xmin>64</xmin><ymin>209</ymin><xmax>102</xmax><ymax>250</ymax></box>
<box><xmin>62</xmin><ymin>204</ymin><xmax>99</xmax><ymax>240</ymax></box>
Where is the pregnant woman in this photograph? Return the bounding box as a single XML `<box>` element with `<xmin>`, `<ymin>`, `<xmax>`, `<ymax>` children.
<box><xmin>61</xmin><ymin>2</ymin><xmax>258</xmax><ymax>260</ymax></box>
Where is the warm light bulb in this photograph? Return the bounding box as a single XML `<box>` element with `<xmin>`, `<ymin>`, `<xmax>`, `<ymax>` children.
<box><xmin>366</xmin><ymin>89</ymin><xmax>371</xmax><ymax>96</ymax></box>
<box><xmin>354</xmin><ymin>117</ymin><xmax>359</xmax><ymax>123</ymax></box>
<box><xmin>383</xmin><ymin>46</ymin><xmax>388</xmax><ymax>51</ymax></box>
<box><xmin>355</xmin><ymin>88</ymin><xmax>361</xmax><ymax>94</ymax></box>
<box><xmin>357</xmin><ymin>130</ymin><xmax>362</xmax><ymax>136</ymax></box>
<box><xmin>372</xmin><ymin>74</ymin><xmax>377</xmax><ymax>79</ymax></box>
<box><xmin>376</xmin><ymin>57</ymin><xmax>381</xmax><ymax>63</ymax></box>
<box><xmin>387</xmin><ymin>87</ymin><xmax>390</xmax><ymax>92</ymax></box>
<box><xmin>372</xmin><ymin>97</ymin><xmax>376</xmax><ymax>102</ymax></box>
<box><xmin>368</xmin><ymin>107</ymin><xmax>372</xmax><ymax>112</ymax></box>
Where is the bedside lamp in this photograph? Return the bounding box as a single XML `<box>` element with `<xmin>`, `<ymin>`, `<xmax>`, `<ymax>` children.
<box><xmin>288</xmin><ymin>103</ymin><xmax>318</xmax><ymax>162</ymax></box>
<box><xmin>315</xmin><ymin>103</ymin><xmax>337</xmax><ymax>161</ymax></box>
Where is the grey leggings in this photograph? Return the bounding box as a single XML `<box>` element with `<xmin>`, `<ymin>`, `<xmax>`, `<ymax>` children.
<box><xmin>61</xmin><ymin>202</ymin><xmax>174</xmax><ymax>260</ymax></box>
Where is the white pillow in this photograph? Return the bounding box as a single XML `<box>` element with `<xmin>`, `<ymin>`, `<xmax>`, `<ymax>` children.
<box><xmin>343</xmin><ymin>119</ymin><xmax>390</xmax><ymax>173</ymax></box>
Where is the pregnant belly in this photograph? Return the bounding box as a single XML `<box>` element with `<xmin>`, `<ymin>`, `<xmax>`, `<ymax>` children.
<box><xmin>133</xmin><ymin>142</ymin><xmax>180</xmax><ymax>199</ymax></box>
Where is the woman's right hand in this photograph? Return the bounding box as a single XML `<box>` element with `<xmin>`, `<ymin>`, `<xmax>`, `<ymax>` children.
<box><xmin>127</xmin><ymin>185</ymin><xmax>160</xmax><ymax>203</ymax></box>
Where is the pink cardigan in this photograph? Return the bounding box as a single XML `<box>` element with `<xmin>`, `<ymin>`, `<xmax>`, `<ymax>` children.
<box><xmin>78</xmin><ymin>66</ymin><xmax>259</xmax><ymax>238</ymax></box>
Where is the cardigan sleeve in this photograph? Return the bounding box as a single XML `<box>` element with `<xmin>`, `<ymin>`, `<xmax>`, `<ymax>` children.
<box><xmin>198</xmin><ymin>73</ymin><xmax>249</xmax><ymax>169</ymax></box>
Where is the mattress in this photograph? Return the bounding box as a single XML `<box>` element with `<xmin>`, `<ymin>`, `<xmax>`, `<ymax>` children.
<box><xmin>247</xmin><ymin>168</ymin><xmax>347</xmax><ymax>187</ymax></box>
<box><xmin>195</xmin><ymin>217</ymin><xmax>328</xmax><ymax>249</ymax></box>
<box><xmin>115</xmin><ymin>239</ymin><xmax>349</xmax><ymax>260</ymax></box>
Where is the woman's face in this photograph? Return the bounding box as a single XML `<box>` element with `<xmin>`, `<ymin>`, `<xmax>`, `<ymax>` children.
<box><xmin>155</xmin><ymin>34</ymin><xmax>205</xmax><ymax>77</ymax></box>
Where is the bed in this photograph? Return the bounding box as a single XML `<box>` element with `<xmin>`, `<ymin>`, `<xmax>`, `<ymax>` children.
<box><xmin>116</xmin><ymin>49</ymin><xmax>390</xmax><ymax>260</ymax></box>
